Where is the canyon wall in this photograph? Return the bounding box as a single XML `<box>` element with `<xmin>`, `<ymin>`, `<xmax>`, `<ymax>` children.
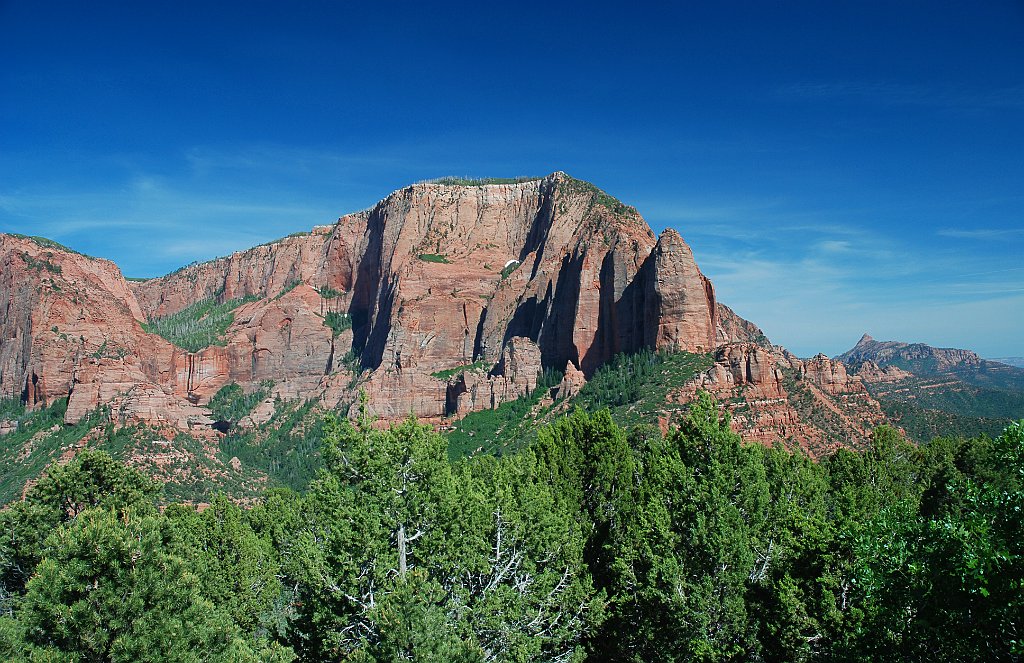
<box><xmin>2</xmin><ymin>174</ymin><xmax>725</xmax><ymax>425</ymax></box>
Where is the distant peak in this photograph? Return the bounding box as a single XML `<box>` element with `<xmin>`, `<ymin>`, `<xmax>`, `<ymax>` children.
<box><xmin>858</xmin><ymin>333</ymin><xmax>875</xmax><ymax>345</ymax></box>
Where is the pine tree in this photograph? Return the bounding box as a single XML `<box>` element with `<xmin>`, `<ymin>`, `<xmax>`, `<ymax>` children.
<box><xmin>16</xmin><ymin>508</ymin><xmax>258</xmax><ymax>661</ymax></box>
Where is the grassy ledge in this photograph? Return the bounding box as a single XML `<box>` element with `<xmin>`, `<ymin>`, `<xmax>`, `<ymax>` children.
<box><xmin>142</xmin><ymin>296</ymin><xmax>260</xmax><ymax>353</ymax></box>
<box><xmin>323</xmin><ymin>311</ymin><xmax>352</xmax><ymax>336</ymax></box>
<box><xmin>431</xmin><ymin>360</ymin><xmax>490</xmax><ymax>381</ymax></box>
<box><xmin>420</xmin><ymin>176</ymin><xmax>541</xmax><ymax>186</ymax></box>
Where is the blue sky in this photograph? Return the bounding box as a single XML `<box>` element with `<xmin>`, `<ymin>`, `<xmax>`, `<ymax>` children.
<box><xmin>1</xmin><ymin>1</ymin><xmax>1021</xmax><ymax>357</ymax></box>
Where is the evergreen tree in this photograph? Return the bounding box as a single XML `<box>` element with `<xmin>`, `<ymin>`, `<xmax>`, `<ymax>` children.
<box><xmin>849</xmin><ymin>421</ymin><xmax>1023</xmax><ymax>661</ymax></box>
<box><xmin>601</xmin><ymin>392</ymin><xmax>767</xmax><ymax>661</ymax></box>
<box><xmin>15</xmin><ymin>508</ymin><xmax>258</xmax><ymax>661</ymax></box>
<box><xmin>0</xmin><ymin>450</ymin><xmax>162</xmax><ymax>605</ymax></box>
<box><xmin>166</xmin><ymin>495</ymin><xmax>282</xmax><ymax>635</ymax></box>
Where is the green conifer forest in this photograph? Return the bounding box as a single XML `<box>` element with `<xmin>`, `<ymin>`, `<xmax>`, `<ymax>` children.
<box><xmin>0</xmin><ymin>394</ymin><xmax>1020</xmax><ymax>661</ymax></box>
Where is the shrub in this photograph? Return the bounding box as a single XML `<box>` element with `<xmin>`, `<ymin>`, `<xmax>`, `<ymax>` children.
<box><xmin>207</xmin><ymin>382</ymin><xmax>273</xmax><ymax>422</ymax></box>
<box><xmin>421</xmin><ymin>176</ymin><xmax>540</xmax><ymax>186</ymax></box>
<box><xmin>500</xmin><ymin>260</ymin><xmax>520</xmax><ymax>279</ymax></box>
<box><xmin>323</xmin><ymin>311</ymin><xmax>352</xmax><ymax>336</ymax></box>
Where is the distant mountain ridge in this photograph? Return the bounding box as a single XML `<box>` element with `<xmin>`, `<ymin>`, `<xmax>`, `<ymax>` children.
<box><xmin>838</xmin><ymin>334</ymin><xmax>1024</xmax><ymax>442</ymax></box>
<box><xmin>838</xmin><ymin>333</ymin><xmax>1024</xmax><ymax>392</ymax></box>
<box><xmin>837</xmin><ymin>333</ymin><xmax>983</xmax><ymax>372</ymax></box>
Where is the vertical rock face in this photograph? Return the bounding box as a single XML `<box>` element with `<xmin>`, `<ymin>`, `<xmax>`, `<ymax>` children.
<box><xmin>446</xmin><ymin>336</ymin><xmax>545</xmax><ymax>417</ymax></box>
<box><xmin>0</xmin><ymin>173</ymin><xmax>776</xmax><ymax>432</ymax></box>
<box><xmin>640</xmin><ymin>229</ymin><xmax>718</xmax><ymax>354</ymax></box>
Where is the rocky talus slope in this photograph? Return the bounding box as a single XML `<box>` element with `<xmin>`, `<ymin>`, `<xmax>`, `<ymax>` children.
<box><xmin>2</xmin><ymin>174</ymin><xmax>893</xmax><ymax>463</ymax></box>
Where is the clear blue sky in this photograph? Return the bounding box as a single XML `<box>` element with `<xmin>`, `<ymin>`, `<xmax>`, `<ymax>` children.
<box><xmin>1</xmin><ymin>1</ymin><xmax>1021</xmax><ymax>358</ymax></box>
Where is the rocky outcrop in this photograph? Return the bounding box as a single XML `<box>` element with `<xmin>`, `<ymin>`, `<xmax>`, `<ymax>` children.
<box><xmin>104</xmin><ymin>173</ymin><xmax>726</xmax><ymax>424</ymax></box>
<box><xmin>848</xmin><ymin>359</ymin><xmax>914</xmax><ymax>384</ymax></box>
<box><xmin>1</xmin><ymin>174</ymin><xmax>893</xmax><ymax>453</ymax></box>
<box><xmin>238</xmin><ymin>398</ymin><xmax>276</xmax><ymax>429</ymax></box>
<box><xmin>446</xmin><ymin>336</ymin><xmax>543</xmax><ymax>417</ymax></box>
<box><xmin>716</xmin><ymin>303</ymin><xmax>771</xmax><ymax>346</ymax></box>
<box><xmin>107</xmin><ymin>384</ymin><xmax>215</xmax><ymax>431</ymax></box>
<box><xmin>638</xmin><ymin>229</ymin><xmax>718</xmax><ymax>354</ymax></box>
<box><xmin>684</xmin><ymin>344</ymin><xmax>785</xmax><ymax>400</ymax></box>
<box><xmin>801</xmin><ymin>354</ymin><xmax>865</xmax><ymax>396</ymax></box>
<box><xmin>677</xmin><ymin>343</ymin><xmax>889</xmax><ymax>455</ymax></box>
<box><xmin>837</xmin><ymin>333</ymin><xmax>983</xmax><ymax>372</ymax></box>
<box><xmin>554</xmin><ymin>361</ymin><xmax>587</xmax><ymax>400</ymax></box>
<box><xmin>677</xmin><ymin>344</ymin><xmax>801</xmax><ymax>446</ymax></box>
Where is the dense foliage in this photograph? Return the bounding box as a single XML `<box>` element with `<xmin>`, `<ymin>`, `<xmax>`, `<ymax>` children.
<box><xmin>446</xmin><ymin>367</ymin><xmax>563</xmax><ymax>458</ymax></box>
<box><xmin>0</xmin><ymin>399</ymin><xmax>106</xmax><ymax>504</ymax></box>
<box><xmin>573</xmin><ymin>348</ymin><xmax>714</xmax><ymax>427</ymax></box>
<box><xmin>0</xmin><ymin>394</ymin><xmax>1020</xmax><ymax>661</ymax></box>
<box><xmin>323</xmin><ymin>311</ymin><xmax>353</xmax><ymax>336</ymax></box>
<box><xmin>220</xmin><ymin>398</ymin><xmax>326</xmax><ymax>491</ymax></box>
<box><xmin>142</xmin><ymin>295</ymin><xmax>261</xmax><ymax>352</ymax></box>
<box><xmin>209</xmin><ymin>382</ymin><xmax>274</xmax><ymax>423</ymax></box>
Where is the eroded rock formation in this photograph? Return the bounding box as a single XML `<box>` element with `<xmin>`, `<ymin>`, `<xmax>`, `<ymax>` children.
<box><xmin>1</xmin><ymin>174</ymin><xmax>725</xmax><ymax>425</ymax></box>
<box><xmin>676</xmin><ymin>343</ymin><xmax>889</xmax><ymax>455</ymax></box>
<box><xmin>1</xmin><ymin>173</ymin><xmax>895</xmax><ymax>453</ymax></box>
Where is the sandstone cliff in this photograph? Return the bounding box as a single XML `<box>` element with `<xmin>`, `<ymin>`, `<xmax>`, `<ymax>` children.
<box><xmin>0</xmin><ymin>235</ymin><xmax>202</xmax><ymax>428</ymax></box>
<box><xmin>2</xmin><ymin>174</ymin><xmax>899</xmax><ymax>457</ymax></box>
<box><xmin>2</xmin><ymin>174</ymin><xmax>726</xmax><ymax>426</ymax></box>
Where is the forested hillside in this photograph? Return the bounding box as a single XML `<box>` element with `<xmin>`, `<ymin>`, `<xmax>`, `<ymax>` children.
<box><xmin>0</xmin><ymin>395</ymin><xmax>1019</xmax><ymax>661</ymax></box>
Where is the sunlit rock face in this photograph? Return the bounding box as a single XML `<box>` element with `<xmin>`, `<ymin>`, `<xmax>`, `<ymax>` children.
<box><xmin>2</xmin><ymin>174</ymin><xmax>723</xmax><ymax>425</ymax></box>
<box><xmin>1</xmin><ymin>173</ymin><xmax>892</xmax><ymax>453</ymax></box>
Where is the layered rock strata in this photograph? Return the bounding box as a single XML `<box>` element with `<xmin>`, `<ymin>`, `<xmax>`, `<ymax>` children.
<box><xmin>1</xmin><ymin>174</ymin><xmax>900</xmax><ymax>453</ymax></box>
<box><xmin>677</xmin><ymin>343</ymin><xmax>888</xmax><ymax>455</ymax></box>
<box><xmin>2</xmin><ymin>173</ymin><xmax>727</xmax><ymax>427</ymax></box>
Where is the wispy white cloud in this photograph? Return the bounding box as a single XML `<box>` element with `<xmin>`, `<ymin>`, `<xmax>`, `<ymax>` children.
<box><xmin>0</xmin><ymin>181</ymin><xmax>333</xmax><ymax>237</ymax></box>
<box><xmin>817</xmin><ymin>240</ymin><xmax>852</xmax><ymax>253</ymax></box>
<box><xmin>937</xmin><ymin>227</ymin><xmax>1024</xmax><ymax>240</ymax></box>
<box><xmin>0</xmin><ymin>167</ymin><xmax>345</xmax><ymax>276</ymax></box>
